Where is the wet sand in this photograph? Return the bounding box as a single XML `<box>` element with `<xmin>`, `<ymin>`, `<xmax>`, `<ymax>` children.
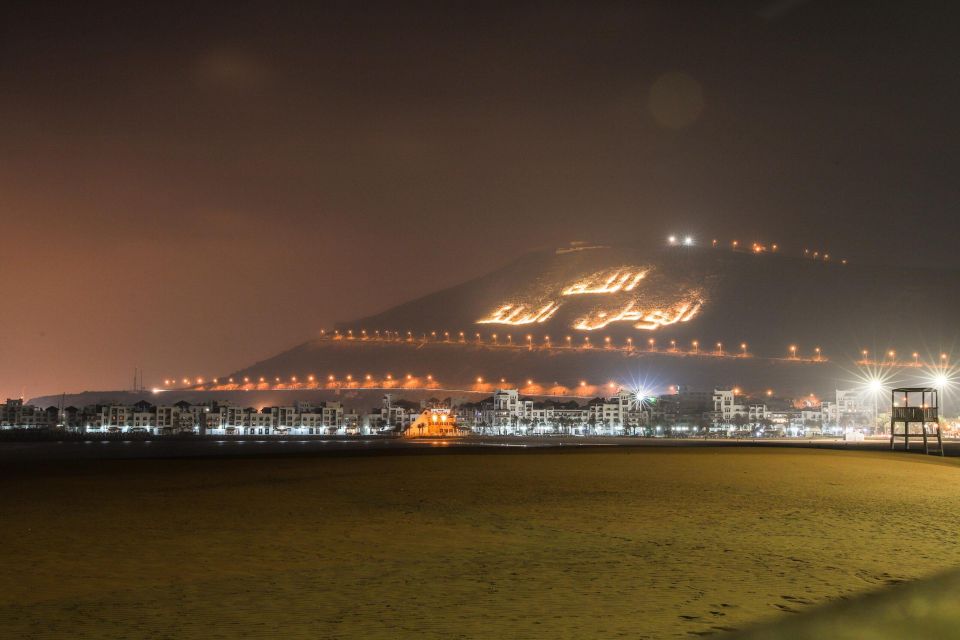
<box><xmin>2</xmin><ymin>447</ymin><xmax>959</xmax><ymax>638</ymax></box>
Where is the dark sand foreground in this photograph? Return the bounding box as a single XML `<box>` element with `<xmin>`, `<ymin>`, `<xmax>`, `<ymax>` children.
<box><xmin>2</xmin><ymin>448</ymin><xmax>959</xmax><ymax>638</ymax></box>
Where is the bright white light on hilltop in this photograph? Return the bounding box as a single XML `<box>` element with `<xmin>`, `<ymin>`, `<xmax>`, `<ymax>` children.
<box><xmin>868</xmin><ymin>378</ymin><xmax>884</xmax><ymax>393</ymax></box>
<box><xmin>667</xmin><ymin>235</ymin><xmax>678</xmax><ymax>245</ymax></box>
<box><xmin>683</xmin><ymin>236</ymin><xmax>694</xmax><ymax>246</ymax></box>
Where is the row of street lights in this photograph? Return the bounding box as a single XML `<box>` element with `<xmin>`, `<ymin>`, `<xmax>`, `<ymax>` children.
<box><xmin>320</xmin><ymin>328</ymin><xmax>841</xmax><ymax>361</ymax></box>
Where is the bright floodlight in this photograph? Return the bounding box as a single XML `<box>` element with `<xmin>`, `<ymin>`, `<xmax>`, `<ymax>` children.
<box><xmin>932</xmin><ymin>373</ymin><xmax>950</xmax><ymax>388</ymax></box>
<box><xmin>683</xmin><ymin>236</ymin><xmax>694</xmax><ymax>246</ymax></box>
<box><xmin>867</xmin><ymin>378</ymin><xmax>884</xmax><ymax>392</ymax></box>
<box><xmin>667</xmin><ymin>235</ymin><xmax>678</xmax><ymax>245</ymax></box>
<box><xmin>633</xmin><ymin>388</ymin><xmax>653</xmax><ymax>408</ymax></box>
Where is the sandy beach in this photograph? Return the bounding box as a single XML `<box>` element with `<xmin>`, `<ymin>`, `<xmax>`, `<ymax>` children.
<box><xmin>2</xmin><ymin>447</ymin><xmax>959</xmax><ymax>638</ymax></box>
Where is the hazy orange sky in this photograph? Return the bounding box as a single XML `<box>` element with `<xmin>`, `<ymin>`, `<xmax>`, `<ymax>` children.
<box><xmin>3</xmin><ymin>1</ymin><xmax>959</xmax><ymax>399</ymax></box>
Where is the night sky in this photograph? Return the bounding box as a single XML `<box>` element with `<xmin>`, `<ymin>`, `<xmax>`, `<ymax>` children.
<box><xmin>3</xmin><ymin>1</ymin><xmax>959</xmax><ymax>399</ymax></box>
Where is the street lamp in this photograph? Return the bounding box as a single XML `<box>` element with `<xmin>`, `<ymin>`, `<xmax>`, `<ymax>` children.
<box><xmin>789</xmin><ymin>345</ymin><xmax>797</xmax><ymax>359</ymax></box>
<box><xmin>867</xmin><ymin>377</ymin><xmax>884</xmax><ymax>434</ymax></box>
<box><xmin>740</xmin><ymin>342</ymin><xmax>748</xmax><ymax>357</ymax></box>
<box><xmin>814</xmin><ymin>346</ymin><xmax>821</xmax><ymax>362</ymax></box>
<box><xmin>692</xmin><ymin>340</ymin><xmax>699</xmax><ymax>354</ymax></box>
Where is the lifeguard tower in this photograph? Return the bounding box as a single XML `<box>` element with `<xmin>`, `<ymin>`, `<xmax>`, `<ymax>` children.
<box><xmin>889</xmin><ymin>387</ymin><xmax>943</xmax><ymax>456</ymax></box>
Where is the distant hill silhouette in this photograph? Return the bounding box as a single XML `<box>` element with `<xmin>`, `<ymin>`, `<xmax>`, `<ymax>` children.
<box><xmin>221</xmin><ymin>244</ymin><xmax>960</xmax><ymax>397</ymax></box>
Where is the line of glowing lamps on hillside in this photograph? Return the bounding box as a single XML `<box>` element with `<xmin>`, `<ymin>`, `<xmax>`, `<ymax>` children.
<box><xmin>320</xmin><ymin>329</ymin><xmax>948</xmax><ymax>369</ymax></box>
<box><xmin>161</xmin><ymin>338</ymin><xmax>950</xmax><ymax>390</ymax></box>
<box><xmin>318</xmin><ymin>328</ymin><xmax>834</xmax><ymax>362</ymax></box>
<box><xmin>160</xmin><ymin>368</ymin><xmax>960</xmax><ymax>407</ymax></box>
<box><xmin>161</xmin><ymin>374</ymin><xmax>629</xmax><ymax>397</ymax></box>
<box><xmin>666</xmin><ymin>233</ymin><xmax>848</xmax><ymax>263</ymax></box>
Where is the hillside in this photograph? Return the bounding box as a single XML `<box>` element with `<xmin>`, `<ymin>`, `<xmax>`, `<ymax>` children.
<box><xmin>217</xmin><ymin>243</ymin><xmax>959</xmax><ymax>397</ymax></box>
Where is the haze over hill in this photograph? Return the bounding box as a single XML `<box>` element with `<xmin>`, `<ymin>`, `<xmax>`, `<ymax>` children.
<box><xmin>32</xmin><ymin>242</ymin><xmax>957</xmax><ymax>408</ymax></box>
<box><xmin>221</xmin><ymin>243</ymin><xmax>958</xmax><ymax>396</ymax></box>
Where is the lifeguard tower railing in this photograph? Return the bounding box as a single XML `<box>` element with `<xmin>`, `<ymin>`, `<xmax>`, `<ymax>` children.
<box><xmin>890</xmin><ymin>387</ymin><xmax>942</xmax><ymax>456</ymax></box>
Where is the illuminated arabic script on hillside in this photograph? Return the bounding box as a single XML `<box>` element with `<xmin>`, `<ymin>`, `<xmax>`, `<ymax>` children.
<box><xmin>476</xmin><ymin>265</ymin><xmax>704</xmax><ymax>331</ymax></box>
